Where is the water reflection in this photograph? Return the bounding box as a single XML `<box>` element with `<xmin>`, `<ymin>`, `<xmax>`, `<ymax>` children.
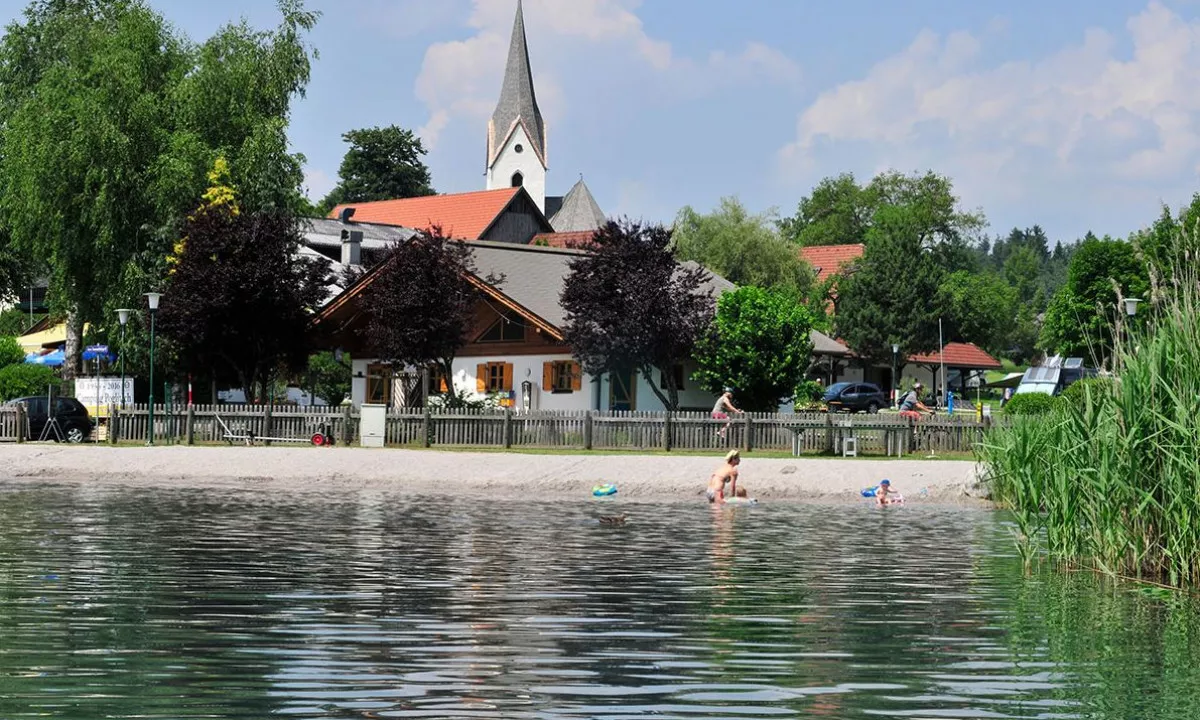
<box><xmin>0</xmin><ymin>483</ymin><xmax>1198</xmax><ymax>719</ymax></box>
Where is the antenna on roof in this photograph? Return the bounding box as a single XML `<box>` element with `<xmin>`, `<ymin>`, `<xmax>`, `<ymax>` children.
<box><xmin>338</xmin><ymin>207</ymin><xmax>356</xmax><ymax>223</ymax></box>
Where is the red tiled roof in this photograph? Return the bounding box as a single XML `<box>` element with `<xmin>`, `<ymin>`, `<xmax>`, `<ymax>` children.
<box><xmin>531</xmin><ymin>230</ymin><xmax>597</xmax><ymax>249</ymax></box>
<box><xmin>328</xmin><ymin>188</ymin><xmax>521</xmax><ymax>240</ymax></box>
<box><xmin>907</xmin><ymin>342</ymin><xmax>1001</xmax><ymax>369</ymax></box>
<box><xmin>799</xmin><ymin>243</ymin><xmax>865</xmax><ymax>282</ymax></box>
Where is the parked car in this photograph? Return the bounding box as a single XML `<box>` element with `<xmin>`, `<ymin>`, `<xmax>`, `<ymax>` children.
<box><xmin>3</xmin><ymin>396</ymin><xmax>91</xmax><ymax>442</ymax></box>
<box><xmin>822</xmin><ymin>382</ymin><xmax>888</xmax><ymax>414</ymax></box>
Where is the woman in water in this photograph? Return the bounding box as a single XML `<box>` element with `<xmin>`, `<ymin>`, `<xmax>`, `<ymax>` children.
<box><xmin>707</xmin><ymin>450</ymin><xmax>741</xmax><ymax>504</ymax></box>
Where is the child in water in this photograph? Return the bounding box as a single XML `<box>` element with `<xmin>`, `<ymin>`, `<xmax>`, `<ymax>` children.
<box><xmin>876</xmin><ymin>479</ymin><xmax>901</xmax><ymax>506</ymax></box>
<box><xmin>707</xmin><ymin>450</ymin><xmax>740</xmax><ymax>504</ymax></box>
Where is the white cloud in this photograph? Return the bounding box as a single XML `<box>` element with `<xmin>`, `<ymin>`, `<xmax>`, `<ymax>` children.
<box><xmin>779</xmin><ymin>1</ymin><xmax>1200</xmax><ymax>233</ymax></box>
<box><xmin>413</xmin><ymin>0</ymin><xmax>799</xmax><ymax>149</ymax></box>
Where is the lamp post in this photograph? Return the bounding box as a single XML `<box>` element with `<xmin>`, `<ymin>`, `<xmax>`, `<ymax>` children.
<box><xmin>891</xmin><ymin>343</ymin><xmax>899</xmax><ymax>408</ymax></box>
<box><xmin>145</xmin><ymin>292</ymin><xmax>161</xmax><ymax>446</ymax></box>
<box><xmin>1124</xmin><ymin>298</ymin><xmax>1142</xmax><ymax>317</ymax></box>
<box><xmin>116</xmin><ymin>309</ymin><xmax>131</xmax><ymax>410</ymax></box>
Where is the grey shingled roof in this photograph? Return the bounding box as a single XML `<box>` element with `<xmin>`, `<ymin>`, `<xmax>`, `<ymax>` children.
<box><xmin>467</xmin><ymin>241</ymin><xmax>732</xmax><ymax>331</ymax></box>
<box><xmin>548</xmin><ymin>178</ymin><xmax>606</xmax><ymax>232</ymax></box>
<box><xmin>302</xmin><ymin>217</ymin><xmax>418</xmax><ymax>253</ymax></box>
<box><xmin>489</xmin><ymin>0</ymin><xmax>546</xmax><ymax>167</ymax></box>
<box><xmin>810</xmin><ymin>329</ymin><xmax>851</xmax><ymax>356</ymax></box>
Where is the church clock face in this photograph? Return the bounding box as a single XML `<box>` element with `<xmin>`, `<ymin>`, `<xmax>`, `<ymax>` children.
<box><xmin>514</xmin><ymin>143</ymin><xmax>524</xmax><ymax>154</ymax></box>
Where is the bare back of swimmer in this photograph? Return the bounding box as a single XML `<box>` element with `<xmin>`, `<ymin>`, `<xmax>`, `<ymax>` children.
<box><xmin>707</xmin><ymin>450</ymin><xmax>741</xmax><ymax>504</ymax></box>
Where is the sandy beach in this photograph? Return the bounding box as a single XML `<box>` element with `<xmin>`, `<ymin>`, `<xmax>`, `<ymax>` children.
<box><xmin>0</xmin><ymin>444</ymin><xmax>989</xmax><ymax>504</ymax></box>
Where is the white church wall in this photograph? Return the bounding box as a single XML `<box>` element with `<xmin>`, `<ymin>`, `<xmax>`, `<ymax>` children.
<box><xmin>487</xmin><ymin>123</ymin><xmax>546</xmax><ymax>213</ymax></box>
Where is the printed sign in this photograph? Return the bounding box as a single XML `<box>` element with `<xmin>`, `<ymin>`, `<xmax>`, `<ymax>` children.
<box><xmin>75</xmin><ymin>376</ymin><xmax>133</xmax><ymax>409</ymax></box>
<box><xmin>85</xmin><ymin>344</ymin><xmax>109</xmax><ymax>354</ymax></box>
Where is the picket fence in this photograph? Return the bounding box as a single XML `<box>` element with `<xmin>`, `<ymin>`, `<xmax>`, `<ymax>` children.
<box><xmin>0</xmin><ymin>404</ymin><xmax>25</xmax><ymax>443</ymax></box>
<box><xmin>89</xmin><ymin>404</ymin><xmax>995</xmax><ymax>455</ymax></box>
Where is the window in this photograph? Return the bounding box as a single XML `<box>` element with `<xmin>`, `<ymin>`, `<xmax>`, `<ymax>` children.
<box><xmin>477</xmin><ymin>311</ymin><xmax>526</xmax><ymax>343</ymax></box>
<box><xmin>366</xmin><ymin>363</ymin><xmax>392</xmax><ymax>405</ymax></box>
<box><xmin>427</xmin><ymin>366</ymin><xmax>449</xmax><ymax>395</ymax></box>
<box><xmin>476</xmin><ymin>362</ymin><xmax>513</xmax><ymax>393</ymax></box>
<box><xmin>511</xmin><ymin>171</ymin><xmax>523</xmax><ymax>187</ymax></box>
<box><xmin>659</xmin><ymin>364</ymin><xmax>686</xmax><ymax>390</ymax></box>
<box><xmin>544</xmin><ymin>361</ymin><xmax>582</xmax><ymax>393</ymax></box>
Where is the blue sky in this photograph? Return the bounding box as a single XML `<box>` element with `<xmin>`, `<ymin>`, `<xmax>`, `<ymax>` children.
<box><xmin>3</xmin><ymin>0</ymin><xmax>1200</xmax><ymax>245</ymax></box>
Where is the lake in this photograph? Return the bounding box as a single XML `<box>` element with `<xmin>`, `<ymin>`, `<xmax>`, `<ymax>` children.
<box><xmin>1</xmin><ymin>483</ymin><xmax>1199</xmax><ymax>719</ymax></box>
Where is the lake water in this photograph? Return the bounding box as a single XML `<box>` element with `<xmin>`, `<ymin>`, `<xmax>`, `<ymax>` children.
<box><xmin>2</xmin><ymin>484</ymin><xmax>1199</xmax><ymax>719</ymax></box>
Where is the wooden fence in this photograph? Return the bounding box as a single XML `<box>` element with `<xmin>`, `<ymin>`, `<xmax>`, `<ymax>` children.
<box><xmin>98</xmin><ymin>404</ymin><xmax>996</xmax><ymax>455</ymax></box>
<box><xmin>0</xmin><ymin>404</ymin><xmax>25</xmax><ymax>443</ymax></box>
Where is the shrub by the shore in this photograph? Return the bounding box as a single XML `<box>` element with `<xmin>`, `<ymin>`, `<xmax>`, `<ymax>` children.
<box><xmin>1001</xmin><ymin>393</ymin><xmax>1060</xmax><ymax>416</ymax></box>
<box><xmin>981</xmin><ymin>283</ymin><xmax>1200</xmax><ymax>587</ymax></box>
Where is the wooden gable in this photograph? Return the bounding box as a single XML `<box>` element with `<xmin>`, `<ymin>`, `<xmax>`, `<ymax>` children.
<box><xmin>459</xmin><ymin>298</ymin><xmax>567</xmax><ymax>357</ymax></box>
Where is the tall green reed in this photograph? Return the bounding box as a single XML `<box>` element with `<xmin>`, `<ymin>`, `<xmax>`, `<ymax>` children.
<box><xmin>980</xmin><ymin>277</ymin><xmax>1200</xmax><ymax>588</ymax></box>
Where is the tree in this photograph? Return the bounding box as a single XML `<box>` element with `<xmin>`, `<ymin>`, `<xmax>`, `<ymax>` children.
<box><xmin>833</xmin><ymin>205</ymin><xmax>945</xmax><ymax>364</ymax></box>
<box><xmin>0</xmin><ymin>363</ymin><xmax>55</xmax><ymax>402</ymax></box>
<box><xmin>778</xmin><ymin>173</ymin><xmax>870</xmax><ymax>247</ymax></box>
<box><xmin>1039</xmin><ymin>236</ymin><xmax>1149</xmax><ymax>365</ymax></box>
<box><xmin>1003</xmin><ymin>245</ymin><xmax>1041</xmax><ymax>306</ymax></box>
<box><xmin>0</xmin><ymin>308</ymin><xmax>36</xmax><ymax>338</ymax></box>
<box><xmin>780</xmin><ymin>170</ymin><xmax>985</xmax><ymax>248</ymax></box>
<box><xmin>319</xmin><ymin>126</ymin><xmax>435</xmax><ymax>213</ymax></box>
<box><xmin>358</xmin><ymin>228</ymin><xmax>478</xmax><ymax>402</ymax></box>
<box><xmin>0</xmin><ymin>335</ymin><xmax>24</xmax><ymax>368</ymax></box>
<box><xmin>155</xmin><ymin>160</ymin><xmax>329</xmax><ymax>402</ymax></box>
<box><xmin>561</xmin><ymin>219</ymin><xmax>715</xmax><ymax>410</ymax></box>
<box><xmin>672</xmin><ymin>197</ymin><xmax>814</xmax><ymax>299</ymax></box>
<box><xmin>301</xmin><ymin>351</ymin><xmax>350</xmax><ymax>406</ymax></box>
<box><xmin>936</xmin><ymin>271</ymin><xmax>1016</xmax><ymax>357</ymax></box>
<box><xmin>692</xmin><ymin>286</ymin><xmax>814</xmax><ymax>412</ymax></box>
<box><xmin>0</xmin><ymin>0</ymin><xmax>317</xmax><ymax>379</ymax></box>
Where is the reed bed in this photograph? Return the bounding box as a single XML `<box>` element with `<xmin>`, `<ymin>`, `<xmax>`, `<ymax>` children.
<box><xmin>980</xmin><ymin>282</ymin><xmax>1200</xmax><ymax>588</ymax></box>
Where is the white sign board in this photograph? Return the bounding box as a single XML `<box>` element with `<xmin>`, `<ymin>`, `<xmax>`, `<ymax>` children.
<box><xmin>75</xmin><ymin>376</ymin><xmax>133</xmax><ymax>409</ymax></box>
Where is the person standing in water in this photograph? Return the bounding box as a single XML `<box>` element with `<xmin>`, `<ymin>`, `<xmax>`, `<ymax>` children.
<box><xmin>712</xmin><ymin>388</ymin><xmax>743</xmax><ymax>438</ymax></box>
<box><xmin>707</xmin><ymin>450</ymin><xmax>741</xmax><ymax>504</ymax></box>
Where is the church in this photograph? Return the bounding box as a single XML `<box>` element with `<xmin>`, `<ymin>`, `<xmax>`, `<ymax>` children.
<box><xmin>327</xmin><ymin>0</ymin><xmax>605</xmax><ymax>245</ymax></box>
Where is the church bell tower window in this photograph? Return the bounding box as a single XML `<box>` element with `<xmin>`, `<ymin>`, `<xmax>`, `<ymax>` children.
<box><xmin>511</xmin><ymin>171</ymin><xmax>524</xmax><ymax>188</ymax></box>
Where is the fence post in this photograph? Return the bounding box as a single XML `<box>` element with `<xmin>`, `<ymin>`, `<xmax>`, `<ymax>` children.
<box><xmin>263</xmin><ymin>404</ymin><xmax>273</xmax><ymax>446</ymax></box>
<box><xmin>661</xmin><ymin>410</ymin><xmax>672</xmax><ymax>451</ymax></box>
<box><xmin>16</xmin><ymin>403</ymin><xmax>26</xmax><ymax>444</ymax></box>
<box><xmin>109</xmin><ymin>405</ymin><xmax>118</xmax><ymax>445</ymax></box>
<box><xmin>342</xmin><ymin>403</ymin><xmax>353</xmax><ymax>445</ymax></box>
<box><xmin>422</xmin><ymin>404</ymin><xmax>432</xmax><ymax>448</ymax></box>
<box><xmin>584</xmin><ymin>411</ymin><xmax>593</xmax><ymax>450</ymax></box>
<box><xmin>824</xmin><ymin>412</ymin><xmax>834</xmax><ymax>453</ymax></box>
<box><xmin>186</xmin><ymin>405</ymin><xmax>195</xmax><ymax>445</ymax></box>
<box><xmin>742</xmin><ymin>412</ymin><xmax>753</xmax><ymax>452</ymax></box>
<box><xmin>503</xmin><ymin>407</ymin><xmax>513</xmax><ymax>449</ymax></box>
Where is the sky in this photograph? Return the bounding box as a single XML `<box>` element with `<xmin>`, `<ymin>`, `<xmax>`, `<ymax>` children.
<box><xmin>3</xmin><ymin>0</ymin><xmax>1200</xmax><ymax>245</ymax></box>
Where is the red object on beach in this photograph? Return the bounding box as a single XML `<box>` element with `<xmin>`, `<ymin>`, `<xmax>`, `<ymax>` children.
<box><xmin>311</xmin><ymin>433</ymin><xmax>326</xmax><ymax>446</ymax></box>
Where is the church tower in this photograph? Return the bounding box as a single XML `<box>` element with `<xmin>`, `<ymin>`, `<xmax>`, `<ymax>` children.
<box><xmin>486</xmin><ymin>0</ymin><xmax>548</xmax><ymax>212</ymax></box>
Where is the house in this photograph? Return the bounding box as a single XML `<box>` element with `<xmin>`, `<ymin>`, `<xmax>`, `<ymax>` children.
<box><xmin>327</xmin><ymin>187</ymin><xmax>551</xmax><ymax>245</ymax></box>
<box><xmin>799</xmin><ymin>243</ymin><xmax>865</xmax><ymax>284</ymax></box>
<box><xmin>312</xmin><ymin>240</ymin><xmax>736</xmax><ymax>413</ymax></box>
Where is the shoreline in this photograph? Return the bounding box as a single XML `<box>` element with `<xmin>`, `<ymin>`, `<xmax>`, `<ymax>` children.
<box><xmin>0</xmin><ymin>445</ymin><xmax>991</xmax><ymax>506</ymax></box>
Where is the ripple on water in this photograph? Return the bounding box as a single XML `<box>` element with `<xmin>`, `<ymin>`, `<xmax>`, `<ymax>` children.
<box><xmin>1</xmin><ymin>483</ymin><xmax>1200</xmax><ymax>719</ymax></box>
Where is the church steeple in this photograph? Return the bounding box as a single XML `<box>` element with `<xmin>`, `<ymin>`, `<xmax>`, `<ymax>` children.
<box><xmin>486</xmin><ymin>0</ymin><xmax>548</xmax><ymax>211</ymax></box>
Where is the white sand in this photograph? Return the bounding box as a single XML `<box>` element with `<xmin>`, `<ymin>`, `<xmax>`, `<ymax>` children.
<box><xmin>0</xmin><ymin>444</ymin><xmax>989</xmax><ymax>505</ymax></box>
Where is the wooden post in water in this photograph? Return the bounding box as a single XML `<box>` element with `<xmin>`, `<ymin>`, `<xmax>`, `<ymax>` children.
<box><xmin>583</xmin><ymin>411</ymin><xmax>593</xmax><ymax>450</ymax></box>
<box><xmin>503</xmin><ymin>407</ymin><xmax>513</xmax><ymax>449</ymax></box>
<box><xmin>185</xmin><ymin>405</ymin><xmax>195</xmax><ymax>445</ymax></box>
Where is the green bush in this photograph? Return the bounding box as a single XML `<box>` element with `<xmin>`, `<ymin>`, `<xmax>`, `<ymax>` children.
<box><xmin>1002</xmin><ymin>392</ymin><xmax>1060</xmax><ymax>415</ymax></box>
<box><xmin>794</xmin><ymin>379</ymin><xmax>824</xmax><ymax>408</ymax></box>
<box><xmin>0</xmin><ymin>363</ymin><xmax>57</xmax><ymax>402</ymax></box>
<box><xmin>0</xmin><ymin>336</ymin><xmax>24</xmax><ymax>369</ymax></box>
<box><xmin>1059</xmin><ymin>377</ymin><xmax>1115</xmax><ymax>409</ymax></box>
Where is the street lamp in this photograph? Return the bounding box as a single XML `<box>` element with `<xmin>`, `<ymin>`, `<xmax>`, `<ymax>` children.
<box><xmin>116</xmin><ymin>309</ymin><xmax>132</xmax><ymax>410</ymax></box>
<box><xmin>145</xmin><ymin>292</ymin><xmax>161</xmax><ymax>446</ymax></box>
<box><xmin>1124</xmin><ymin>298</ymin><xmax>1142</xmax><ymax>316</ymax></box>
<box><xmin>891</xmin><ymin>343</ymin><xmax>899</xmax><ymax>408</ymax></box>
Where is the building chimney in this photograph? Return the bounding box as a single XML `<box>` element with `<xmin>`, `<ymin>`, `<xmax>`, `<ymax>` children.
<box><xmin>338</xmin><ymin>207</ymin><xmax>356</xmax><ymax>223</ymax></box>
<box><xmin>341</xmin><ymin>229</ymin><xmax>363</xmax><ymax>267</ymax></box>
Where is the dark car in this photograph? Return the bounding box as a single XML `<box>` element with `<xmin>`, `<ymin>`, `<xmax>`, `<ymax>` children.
<box><xmin>4</xmin><ymin>396</ymin><xmax>91</xmax><ymax>442</ymax></box>
<box><xmin>823</xmin><ymin>382</ymin><xmax>888</xmax><ymax>414</ymax></box>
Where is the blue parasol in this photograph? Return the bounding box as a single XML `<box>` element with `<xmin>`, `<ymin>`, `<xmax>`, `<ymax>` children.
<box><xmin>25</xmin><ymin>349</ymin><xmax>65</xmax><ymax>366</ymax></box>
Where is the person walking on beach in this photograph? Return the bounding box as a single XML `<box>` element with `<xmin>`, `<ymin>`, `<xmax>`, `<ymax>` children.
<box><xmin>707</xmin><ymin>450</ymin><xmax>741</xmax><ymax>504</ymax></box>
<box><xmin>712</xmin><ymin>388</ymin><xmax>743</xmax><ymax>438</ymax></box>
<box><xmin>898</xmin><ymin>382</ymin><xmax>935</xmax><ymax>421</ymax></box>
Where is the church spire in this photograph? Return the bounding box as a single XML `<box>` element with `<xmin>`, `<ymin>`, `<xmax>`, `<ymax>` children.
<box><xmin>488</xmin><ymin>0</ymin><xmax>546</xmax><ymax>168</ymax></box>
